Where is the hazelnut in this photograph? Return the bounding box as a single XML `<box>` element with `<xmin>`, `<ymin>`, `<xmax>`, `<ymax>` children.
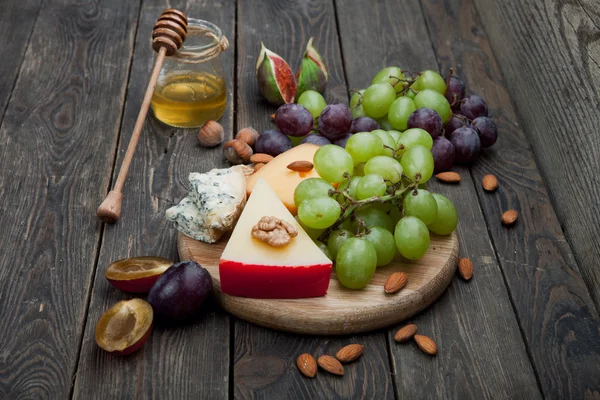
<box><xmin>235</xmin><ymin>127</ymin><xmax>260</xmax><ymax>147</ymax></box>
<box><xmin>223</xmin><ymin>139</ymin><xmax>253</xmax><ymax>165</ymax></box>
<box><xmin>197</xmin><ymin>120</ymin><xmax>224</xmax><ymax>147</ymax></box>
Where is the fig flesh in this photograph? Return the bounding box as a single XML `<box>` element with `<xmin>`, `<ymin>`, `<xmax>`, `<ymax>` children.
<box><xmin>256</xmin><ymin>43</ymin><xmax>296</xmax><ymax>105</ymax></box>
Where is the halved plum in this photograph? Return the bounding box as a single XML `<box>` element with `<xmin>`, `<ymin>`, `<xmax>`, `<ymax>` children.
<box><xmin>95</xmin><ymin>298</ymin><xmax>153</xmax><ymax>356</ymax></box>
<box><xmin>105</xmin><ymin>256</ymin><xmax>172</xmax><ymax>293</ymax></box>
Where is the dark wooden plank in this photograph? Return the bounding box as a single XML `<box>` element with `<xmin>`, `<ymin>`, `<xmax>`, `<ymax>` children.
<box><xmin>419</xmin><ymin>0</ymin><xmax>600</xmax><ymax>397</ymax></box>
<box><xmin>234</xmin><ymin>1</ymin><xmax>394</xmax><ymax>398</ymax></box>
<box><xmin>0</xmin><ymin>0</ymin><xmax>43</xmax><ymax>124</ymax></box>
<box><xmin>72</xmin><ymin>1</ymin><xmax>236</xmax><ymax>398</ymax></box>
<box><xmin>469</xmin><ymin>0</ymin><xmax>600</xmax><ymax>310</ymax></box>
<box><xmin>0</xmin><ymin>0</ymin><xmax>140</xmax><ymax>398</ymax></box>
<box><xmin>335</xmin><ymin>1</ymin><xmax>543</xmax><ymax>398</ymax></box>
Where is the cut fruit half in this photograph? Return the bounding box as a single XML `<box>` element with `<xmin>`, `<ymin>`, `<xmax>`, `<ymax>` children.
<box><xmin>220</xmin><ymin>177</ymin><xmax>332</xmax><ymax>299</ymax></box>
<box><xmin>105</xmin><ymin>256</ymin><xmax>172</xmax><ymax>293</ymax></box>
<box><xmin>95</xmin><ymin>299</ymin><xmax>153</xmax><ymax>356</ymax></box>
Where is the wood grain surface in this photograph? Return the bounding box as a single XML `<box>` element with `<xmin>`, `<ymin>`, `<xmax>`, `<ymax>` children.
<box><xmin>0</xmin><ymin>0</ymin><xmax>140</xmax><ymax>398</ymax></box>
<box><xmin>336</xmin><ymin>0</ymin><xmax>543</xmax><ymax>398</ymax></box>
<box><xmin>72</xmin><ymin>1</ymin><xmax>235</xmax><ymax>399</ymax></box>
<box><xmin>233</xmin><ymin>1</ymin><xmax>394</xmax><ymax>398</ymax></box>
<box><xmin>0</xmin><ymin>0</ymin><xmax>42</xmax><ymax>125</ymax></box>
<box><xmin>470</xmin><ymin>0</ymin><xmax>600</xmax><ymax>311</ymax></box>
<box><xmin>419</xmin><ymin>0</ymin><xmax>600</xmax><ymax>397</ymax></box>
<box><xmin>179</xmin><ymin>231</ymin><xmax>458</xmax><ymax>334</ymax></box>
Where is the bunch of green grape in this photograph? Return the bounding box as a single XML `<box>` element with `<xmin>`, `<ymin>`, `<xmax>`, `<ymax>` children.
<box><xmin>351</xmin><ymin>67</ymin><xmax>452</xmax><ymax>128</ymax></box>
<box><xmin>293</xmin><ymin>134</ymin><xmax>458</xmax><ymax>290</ymax></box>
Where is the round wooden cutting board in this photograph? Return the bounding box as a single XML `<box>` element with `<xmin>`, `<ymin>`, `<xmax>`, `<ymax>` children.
<box><xmin>178</xmin><ymin>231</ymin><xmax>458</xmax><ymax>335</ymax></box>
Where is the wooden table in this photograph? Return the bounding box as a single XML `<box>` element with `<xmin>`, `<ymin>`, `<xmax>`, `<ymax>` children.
<box><xmin>1</xmin><ymin>0</ymin><xmax>599</xmax><ymax>398</ymax></box>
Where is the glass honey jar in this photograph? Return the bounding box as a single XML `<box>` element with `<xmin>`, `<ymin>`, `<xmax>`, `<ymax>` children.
<box><xmin>151</xmin><ymin>19</ymin><xmax>228</xmax><ymax>128</ymax></box>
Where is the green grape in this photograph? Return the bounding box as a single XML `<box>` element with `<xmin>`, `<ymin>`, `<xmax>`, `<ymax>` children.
<box><xmin>335</xmin><ymin>238</ymin><xmax>377</xmax><ymax>289</ymax></box>
<box><xmin>314</xmin><ymin>144</ymin><xmax>354</xmax><ymax>183</ymax></box>
<box><xmin>356</xmin><ymin>174</ymin><xmax>387</xmax><ymax>199</ymax></box>
<box><xmin>295</xmin><ymin>216</ymin><xmax>324</xmax><ymax>240</ymax></box>
<box><xmin>418</xmin><ymin>182</ymin><xmax>427</xmax><ymax>190</ymax></box>
<box><xmin>362</xmin><ymin>83</ymin><xmax>396</xmax><ymax>119</ymax></box>
<box><xmin>387</xmin><ymin>130</ymin><xmax>401</xmax><ymax>144</ymax></box>
<box><xmin>388</xmin><ymin>96</ymin><xmax>417</xmax><ymax>131</ymax></box>
<box><xmin>388</xmin><ymin>203</ymin><xmax>403</xmax><ymax>225</ymax></box>
<box><xmin>396</xmin><ymin>128</ymin><xmax>433</xmax><ymax>157</ymax></box>
<box><xmin>315</xmin><ymin>240</ymin><xmax>333</xmax><ymax>260</ymax></box>
<box><xmin>364</xmin><ymin>156</ymin><xmax>403</xmax><ymax>183</ymax></box>
<box><xmin>371</xmin><ymin>129</ymin><xmax>396</xmax><ymax>157</ymax></box>
<box><xmin>363</xmin><ymin>226</ymin><xmax>397</xmax><ymax>267</ymax></box>
<box><xmin>354</xmin><ymin>162</ymin><xmax>365</xmax><ymax>176</ymax></box>
<box><xmin>406</xmin><ymin>89</ymin><xmax>417</xmax><ymax>99</ymax></box>
<box><xmin>297</xmin><ymin>90</ymin><xmax>327</xmax><ymax>121</ymax></box>
<box><xmin>288</xmin><ymin>135</ymin><xmax>303</xmax><ymax>146</ymax></box>
<box><xmin>376</xmin><ymin>115</ymin><xmax>393</xmax><ymax>130</ymax></box>
<box><xmin>327</xmin><ymin>228</ymin><xmax>354</xmax><ymax>259</ymax></box>
<box><xmin>372</xmin><ymin>202</ymin><xmax>393</xmax><ymax>213</ymax></box>
<box><xmin>428</xmin><ymin>193</ymin><xmax>458</xmax><ymax>235</ymax></box>
<box><xmin>411</xmin><ymin>70</ymin><xmax>446</xmax><ymax>94</ymax></box>
<box><xmin>372</xmin><ymin>66</ymin><xmax>406</xmax><ymax>94</ymax></box>
<box><xmin>403</xmin><ymin>189</ymin><xmax>438</xmax><ymax>225</ymax></box>
<box><xmin>353</xmin><ymin>207</ymin><xmax>395</xmax><ymax>232</ymax></box>
<box><xmin>294</xmin><ymin>178</ymin><xmax>335</xmax><ymax>207</ymax></box>
<box><xmin>339</xmin><ymin>218</ymin><xmax>354</xmax><ymax>231</ymax></box>
<box><xmin>400</xmin><ymin>145</ymin><xmax>434</xmax><ymax>183</ymax></box>
<box><xmin>414</xmin><ymin>89</ymin><xmax>452</xmax><ymax>124</ymax></box>
<box><xmin>346</xmin><ymin>132</ymin><xmax>384</xmax><ymax>164</ymax></box>
<box><xmin>298</xmin><ymin>197</ymin><xmax>341</xmax><ymax>229</ymax></box>
<box><xmin>350</xmin><ymin>89</ymin><xmax>366</xmax><ymax>119</ymax></box>
<box><xmin>394</xmin><ymin>216</ymin><xmax>430</xmax><ymax>260</ymax></box>
<box><xmin>336</xmin><ymin>176</ymin><xmax>361</xmax><ymax>204</ymax></box>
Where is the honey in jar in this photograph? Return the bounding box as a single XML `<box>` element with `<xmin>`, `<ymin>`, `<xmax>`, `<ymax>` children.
<box><xmin>151</xmin><ymin>19</ymin><xmax>227</xmax><ymax>128</ymax></box>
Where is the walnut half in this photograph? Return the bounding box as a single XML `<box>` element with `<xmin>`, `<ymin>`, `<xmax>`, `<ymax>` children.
<box><xmin>251</xmin><ymin>216</ymin><xmax>298</xmax><ymax>247</ymax></box>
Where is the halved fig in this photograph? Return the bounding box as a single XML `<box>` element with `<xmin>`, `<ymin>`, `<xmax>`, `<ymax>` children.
<box><xmin>105</xmin><ymin>256</ymin><xmax>172</xmax><ymax>293</ymax></box>
<box><xmin>95</xmin><ymin>298</ymin><xmax>153</xmax><ymax>356</ymax></box>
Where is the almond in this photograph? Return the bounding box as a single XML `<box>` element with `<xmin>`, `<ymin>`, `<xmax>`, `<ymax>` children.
<box><xmin>414</xmin><ymin>335</ymin><xmax>438</xmax><ymax>355</ymax></box>
<box><xmin>335</xmin><ymin>344</ymin><xmax>364</xmax><ymax>363</ymax></box>
<box><xmin>394</xmin><ymin>324</ymin><xmax>417</xmax><ymax>343</ymax></box>
<box><xmin>287</xmin><ymin>161</ymin><xmax>314</xmax><ymax>172</ymax></box>
<box><xmin>482</xmin><ymin>174</ymin><xmax>498</xmax><ymax>191</ymax></box>
<box><xmin>436</xmin><ymin>171</ymin><xmax>461</xmax><ymax>183</ymax></box>
<box><xmin>317</xmin><ymin>355</ymin><xmax>344</xmax><ymax>376</ymax></box>
<box><xmin>384</xmin><ymin>272</ymin><xmax>408</xmax><ymax>294</ymax></box>
<box><xmin>253</xmin><ymin>162</ymin><xmax>265</xmax><ymax>172</ymax></box>
<box><xmin>296</xmin><ymin>353</ymin><xmax>317</xmax><ymax>378</ymax></box>
<box><xmin>501</xmin><ymin>210</ymin><xmax>518</xmax><ymax>226</ymax></box>
<box><xmin>250</xmin><ymin>153</ymin><xmax>274</xmax><ymax>164</ymax></box>
<box><xmin>458</xmin><ymin>258</ymin><xmax>473</xmax><ymax>280</ymax></box>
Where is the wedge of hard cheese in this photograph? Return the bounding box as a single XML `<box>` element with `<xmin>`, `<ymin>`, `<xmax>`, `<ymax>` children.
<box><xmin>219</xmin><ymin>177</ymin><xmax>332</xmax><ymax>298</ymax></box>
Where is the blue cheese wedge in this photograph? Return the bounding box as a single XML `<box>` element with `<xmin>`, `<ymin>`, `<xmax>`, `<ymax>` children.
<box><xmin>166</xmin><ymin>165</ymin><xmax>250</xmax><ymax>243</ymax></box>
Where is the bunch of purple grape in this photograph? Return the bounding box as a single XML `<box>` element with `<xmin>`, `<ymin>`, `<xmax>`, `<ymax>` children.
<box><xmin>257</xmin><ymin>100</ymin><xmax>365</xmax><ymax>156</ymax></box>
<box><xmin>424</xmin><ymin>74</ymin><xmax>498</xmax><ymax>172</ymax></box>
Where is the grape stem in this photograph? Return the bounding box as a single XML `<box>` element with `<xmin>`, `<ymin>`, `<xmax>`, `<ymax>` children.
<box><xmin>320</xmin><ymin>178</ymin><xmax>418</xmax><ymax>242</ymax></box>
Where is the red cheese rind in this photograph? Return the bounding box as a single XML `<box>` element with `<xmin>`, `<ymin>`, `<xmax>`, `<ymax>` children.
<box><xmin>219</xmin><ymin>260</ymin><xmax>331</xmax><ymax>299</ymax></box>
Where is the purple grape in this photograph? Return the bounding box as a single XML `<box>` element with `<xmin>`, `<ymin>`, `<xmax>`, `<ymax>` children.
<box><xmin>318</xmin><ymin>104</ymin><xmax>352</xmax><ymax>141</ymax></box>
<box><xmin>147</xmin><ymin>261</ymin><xmax>212</xmax><ymax>324</ymax></box>
<box><xmin>300</xmin><ymin>133</ymin><xmax>332</xmax><ymax>146</ymax></box>
<box><xmin>334</xmin><ymin>133</ymin><xmax>353</xmax><ymax>148</ymax></box>
<box><xmin>449</xmin><ymin>127</ymin><xmax>481</xmax><ymax>164</ymax></box>
<box><xmin>445</xmin><ymin>115</ymin><xmax>467</xmax><ymax>136</ymax></box>
<box><xmin>460</xmin><ymin>95</ymin><xmax>488</xmax><ymax>120</ymax></box>
<box><xmin>445</xmin><ymin>75</ymin><xmax>466</xmax><ymax>107</ymax></box>
<box><xmin>255</xmin><ymin>130</ymin><xmax>293</xmax><ymax>156</ymax></box>
<box><xmin>350</xmin><ymin>117</ymin><xmax>380</xmax><ymax>133</ymax></box>
<box><xmin>407</xmin><ymin>108</ymin><xmax>442</xmax><ymax>139</ymax></box>
<box><xmin>471</xmin><ymin>117</ymin><xmax>497</xmax><ymax>148</ymax></box>
<box><xmin>431</xmin><ymin>137</ymin><xmax>455</xmax><ymax>173</ymax></box>
<box><xmin>274</xmin><ymin>104</ymin><xmax>314</xmax><ymax>137</ymax></box>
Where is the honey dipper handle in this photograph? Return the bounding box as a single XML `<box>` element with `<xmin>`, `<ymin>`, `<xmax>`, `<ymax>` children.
<box><xmin>97</xmin><ymin>47</ymin><xmax>167</xmax><ymax>223</ymax></box>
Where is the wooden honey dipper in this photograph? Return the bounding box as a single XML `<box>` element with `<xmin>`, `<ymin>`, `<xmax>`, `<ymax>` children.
<box><xmin>97</xmin><ymin>9</ymin><xmax>188</xmax><ymax>223</ymax></box>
